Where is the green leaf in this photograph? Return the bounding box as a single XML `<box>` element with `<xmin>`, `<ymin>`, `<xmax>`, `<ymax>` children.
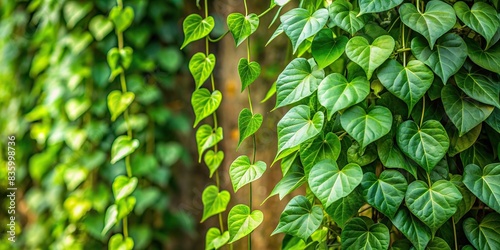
<box><xmin>466</xmin><ymin>39</ymin><xmax>500</xmax><ymax>74</ymax></box>
<box><xmin>345</xmin><ymin>35</ymin><xmax>395</xmax><ymax>79</ymax></box>
<box><xmin>275</xmin><ymin>58</ymin><xmax>324</xmax><ymax>108</ymax></box>
<box><xmin>463</xmin><ymin>213</ymin><xmax>500</xmax><ymax>250</ymax></box>
<box><xmin>189</xmin><ymin>53</ymin><xmax>216</xmax><ymax>89</ymax></box>
<box><xmin>238</xmin><ymin>58</ymin><xmax>261</xmax><ymax>91</ymax></box>
<box><xmin>112</xmin><ymin>175</ymin><xmax>138</xmax><ymax>202</ymax></box>
<box><xmin>341</xmin><ymin>217</ymin><xmax>390</xmax><ymax>250</ymax></box>
<box><xmin>191</xmin><ymin>88</ymin><xmax>222</xmax><ymax>127</ymax></box>
<box><xmin>441</xmin><ymin>84</ymin><xmax>494</xmax><ymax>136</ymax></box>
<box><xmin>359</xmin><ymin>0</ymin><xmax>404</xmax><ymax>15</ymax></box>
<box><xmin>300</xmin><ymin>132</ymin><xmax>341</xmax><ymax>175</ymax></box>
<box><xmin>109</xmin><ymin>234</ymin><xmax>134</xmax><ymax>250</ymax></box>
<box><xmin>411</xmin><ymin>33</ymin><xmax>467</xmax><ymax>84</ymax></box>
<box><xmin>325</xmin><ymin>190</ymin><xmax>364</xmax><ymax>228</ymax></box>
<box><xmin>329</xmin><ymin>0</ymin><xmax>366</xmax><ymax>35</ymax></box>
<box><xmin>204</xmin><ymin>150</ymin><xmax>224</xmax><ymax>178</ymax></box>
<box><xmin>340</xmin><ymin>105</ymin><xmax>393</xmax><ymax>149</ymax></box>
<box><xmin>454</xmin><ymin>2</ymin><xmax>500</xmax><ymax>48</ymax></box>
<box><xmin>277</xmin><ymin>105</ymin><xmax>324</xmax><ymax>156</ymax></box>
<box><xmin>228</xmin><ymin>205</ymin><xmax>263</xmax><ymax>243</ymax></box>
<box><xmin>463</xmin><ymin>163</ymin><xmax>500</xmax><ymax>214</ymax></box>
<box><xmin>272</xmin><ymin>195</ymin><xmax>323</xmax><ymax>241</ymax></box>
<box><xmin>311</xmin><ymin>29</ymin><xmax>348</xmax><ymax>69</ymax></box>
<box><xmin>237</xmin><ymin>108</ymin><xmax>263</xmax><ymax>147</ymax></box>
<box><xmin>116</xmin><ymin>196</ymin><xmax>136</xmax><ymax>220</ymax></box>
<box><xmin>406</xmin><ymin>180</ymin><xmax>462</xmax><ymax>232</ymax></box>
<box><xmin>450</xmin><ymin>174</ymin><xmax>476</xmax><ymax>223</ymax></box>
<box><xmin>455</xmin><ymin>69</ymin><xmax>500</xmax><ymax>109</ymax></box>
<box><xmin>460</xmin><ymin>142</ymin><xmax>494</xmax><ymax>167</ymax></box>
<box><xmin>89</xmin><ymin>15</ymin><xmax>113</xmax><ymax>41</ymax></box>
<box><xmin>486</xmin><ymin>108</ymin><xmax>500</xmax><ymax>133</ymax></box>
<box><xmin>399</xmin><ymin>1</ymin><xmax>456</xmax><ymax>49</ymax></box>
<box><xmin>110</xmin><ymin>135</ymin><xmax>140</xmax><ymax>164</ymax></box>
<box><xmin>280</xmin><ymin>8</ymin><xmax>328</xmax><ymax>53</ymax></box>
<box><xmin>102</xmin><ymin>204</ymin><xmax>118</xmax><ymax>235</ymax></box>
<box><xmin>227</xmin><ymin>13</ymin><xmax>259</xmax><ymax>46</ymax></box>
<box><xmin>318</xmin><ymin>73</ymin><xmax>370</xmax><ymax>120</ymax></box>
<box><xmin>261</xmin><ymin>82</ymin><xmax>276</xmax><ymax>103</ymax></box>
<box><xmin>360</xmin><ymin>170</ymin><xmax>408</xmax><ymax>218</ymax></box>
<box><xmin>181</xmin><ymin>14</ymin><xmax>214</xmax><ymax>49</ymax></box>
<box><xmin>201</xmin><ymin>185</ymin><xmax>231</xmax><ymax>222</ymax></box>
<box><xmin>229</xmin><ymin>155</ymin><xmax>266</xmax><ymax>192</ymax></box>
<box><xmin>109</xmin><ymin>6</ymin><xmax>134</xmax><ymax>33</ymax></box>
<box><xmin>65</xmin><ymin>97</ymin><xmax>91</xmax><ymax>121</ymax></box>
<box><xmin>377</xmin><ymin>137</ymin><xmax>418</xmax><ymax>178</ymax></box>
<box><xmin>267</xmin><ymin>163</ymin><xmax>306</xmax><ymax>201</ymax></box>
<box><xmin>391</xmin><ymin>207</ymin><xmax>432</xmax><ymax>250</ymax></box>
<box><xmin>426</xmin><ymin>237</ymin><xmax>451</xmax><ymax>250</ymax></box>
<box><xmin>448</xmin><ymin>124</ymin><xmax>482</xmax><ymax>157</ymax></box>
<box><xmin>377</xmin><ymin>59</ymin><xmax>434</xmax><ymax>114</ymax></box>
<box><xmin>205</xmin><ymin>228</ymin><xmax>229</xmax><ymax>250</ymax></box>
<box><xmin>397</xmin><ymin>120</ymin><xmax>449</xmax><ymax>173</ymax></box>
<box><xmin>107</xmin><ymin>90</ymin><xmax>135</xmax><ymax>122</ymax></box>
<box><xmin>196</xmin><ymin>125</ymin><xmax>223</xmax><ymax>162</ymax></box>
<box><xmin>347</xmin><ymin>142</ymin><xmax>377</xmax><ymax>166</ymax></box>
<box><xmin>308</xmin><ymin>159</ymin><xmax>363</xmax><ymax>207</ymax></box>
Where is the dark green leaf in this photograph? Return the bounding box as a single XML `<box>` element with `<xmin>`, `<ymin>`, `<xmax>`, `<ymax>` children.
<box><xmin>325</xmin><ymin>190</ymin><xmax>364</xmax><ymax>228</ymax></box>
<box><xmin>391</xmin><ymin>207</ymin><xmax>432</xmax><ymax>250</ymax></box>
<box><xmin>359</xmin><ymin>0</ymin><xmax>404</xmax><ymax>15</ymax></box>
<box><xmin>341</xmin><ymin>217</ymin><xmax>390</xmax><ymax>250</ymax></box>
<box><xmin>463</xmin><ymin>163</ymin><xmax>500</xmax><ymax>214</ymax></box>
<box><xmin>280</xmin><ymin>8</ymin><xmax>329</xmax><ymax>53</ymax></box>
<box><xmin>454</xmin><ymin>2</ymin><xmax>500</xmax><ymax>48</ymax></box>
<box><xmin>450</xmin><ymin>174</ymin><xmax>476</xmax><ymax>223</ymax></box>
<box><xmin>329</xmin><ymin>0</ymin><xmax>366</xmax><ymax>35</ymax></box>
<box><xmin>377</xmin><ymin>137</ymin><xmax>418</xmax><ymax>178</ymax></box>
<box><xmin>463</xmin><ymin>213</ymin><xmax>500</xmax><ymax>250</ymax></box>
<box><xmin>300</xmin><ymin>132</ymin><xmax>341</xmax><ymax>175</ymax></box>
<box><xmin>455</xmin><ymin>69</ymin><xmax>500</xmax><ymax>108</ymax></box>
<box><xmin>448</xmin><ymin>124</ymin><xmax>482</xmax><ymax>157</ymax></box>
<box><xmin>466</xmin><ymin>39</ymin><xmax>500</xmax><ymax>74</ymax></box>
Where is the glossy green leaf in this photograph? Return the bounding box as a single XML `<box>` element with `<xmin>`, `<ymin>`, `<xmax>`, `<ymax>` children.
<box><xmin>346</xmin><ymin>35</ymin><xmax>395</xmax><ymax>79</ymax></box>
<box><xmin>205</xmin><ymin>228</ymin><xmax>229</xmax><ymax>250</ymax></box>
<box><xmin>399</xmin><ymin>1</ymin><xmax>456</xmax><ymax>49</ymax></box>
<box><xmin>460</xmin><ymin>142</ymin><xmax>494</xmax><ymax>168</ymax></box>
<box><xmin>411</xmin><ymin>33</ymin><xmax>467</xmax><ymax>84</ymax></box>
<box><xmin>109</xmin><ymin>234</ymin><xmax>134</xmax><ymax>250</ymax></box>
<box><xmin>463</xmin><ymin>163</ymin><xmax>500</xmax><ymax>214</ymax></box>
<box><xmin>325</xmin><ymin>190</ymin><xmax>364</xmax><ymax>228</ymax></box>
<box><xmin>377</xmin><ymin>137</ymin><xmax>418</xmax><ymax>178</ymax></box>
<box><xmin>347</xmin><ymin>142</ymin><xmax>377</xmax><ymax>166</ymax></box>
<box><xmin>189</xmin><ymin>53</ymin><xmax>216</xmax><ymax>89</ymax></box>
<box><xmin>109</xmin><ymin>6</ymin><xmax>134</xmax><ymax>33</ymax></box>
<box><xmin>181</xmin><ymin>14</ymin><xmax>214</xmax><ymax>49</ymax></box>
<box><xmin>391</xmin><ymin>207</ymin><xmax>432</xmax><ymax>250</ymax></box>
<box><xmin>280</xmin><ymin>8</ymin><xmax>328</xmax><ymax>53</ymax></box>
<box><xmin>454</xmin><ymin>2</ymin><xmax>500</xmax><ymax>48</ymax></box>
<box><xmin>466</xmin><ymin>39</ymin><xmax>500</xmax><ymax>74</ymax></box>
<box><xmin>318</xmin><ymin>73</ymin><xmax>370</xmax><ymax>120</ymax></box>
<box><xmin>102</xmin><ymin>204</ymin><xmax>118</xmax><ymax>235</ymax></box>
<box><xmin>377</xmin><ymin>59</ymin><xmax>434</xmax><ymax>114</ymax></box>
<box><xmin>238</xmin><ymin>58</ymin><xmax>261</xmax><ymax>91</ymax></box>
<box><xmin>116</xmin><ymin>196</ymin><xmax>136</xmax><ymax>220</ymax></box>
<box><xmin>196</xmin><ymin>125</ymin><xmax>223</xmax><ymax>162</ymax></box>
<box><xmin>227</xmin><ymin>13</ymin><xmax>259</xmax><ymax>46</ymax></box>
<box><xmin>107</xmin><ymin>90</ymin><xmax>135</xmax><ymax>122</ymax></box>
<box><xmin>237</xmin><ymin>108</ymin><xmax>263</xmax><ymax>147</ymax></box>
<box><xmin>329</xmin><ymin>0</ymin><xmax>366</xmax><ymax>35</ymax></box>
<box><xmin>359</xmin><ymin>0</ymin><xmax>404</xmax><ymax>15</ymax></box>
<box><xmin>361</xmin><ymin>170</ymin><xmax>408</xmax><ymax>218</ymax></box>
<box><xmin>340</xmin><ymin>105</ymin><xmax>393</xmax><ymax>149</ymax></box>
<box><xmin>110</xmin><ymin>135</ymin><xmax>140</xmax><ymax>164</ymax></box>
<box><xmin>272</xmin><ymin>195</ymin><xmax>323</xmax><ymax>241</ymax></box>
<box><xmin>341</xmin><ymin>217</ymin><xmax>390</xmax><ymax>250</ymax></box>
<box><xmin>450</xmin><ymin>174</ymin><xmax>476</xmax><ymax>223</ymax></box>
<box><xmin>486</xmin><ymin>108</ymin><xmax>500</xmax><ymax>133</ymax></box>
<box><xmin>191</xmin><ymin>88</ymin><xmax>222</xmax><ymax>127</ymax></box>
<box><xmin>228</xmin><ymin>204</ymin><xmax>263</xmax><ymax>243</ymax></box>
<box><xmin>89</xmin><ymin>15</ymin><xmax>113</xmax><ymax>41</ymax></box>
<box><xmin>448</xmin><ymin>123</ymin><xmax>481</xmax><ymax>157</ymax></box>
<box><xmin>426</xmin><ymin>237</ymin><xmax>451</xmax><ymax>250</ymax></box>
<box><xmin>463</xmin><ymin>213</ymin><xmax>500</xmax><ymax>250</ymax></box>
<box><xmin>300</xmin><ymin>132</ymin><xmax>341</xmax><ymax>175</ymax></box>
<box><xmin>201</xmin><ymin>185</ymin><xmax>231</xmax><ymax>222</ymax></box>
<box><xmin>267</xmin><ymin>163</ymin><xmax>306</xmax><ymax>201</ymax></box>
<box><xmin>455</xmin><ymin>69</ymin><xmax>500</xmax><ymax>108</ymax></box>
<box><xmin>308</xmin><ymin>159</ymin><xmax>363</xmax><ymax>207</ymax></box>
<box><xmin>311</xmin><ymin>29</ymin><xmax>348</xmax><ymax>69</ymax></box>
<box><xmin>204</xmin><ymin>150</ymin><xmax>224</xmax><ymax>178</ymax></box>
<box><xmin>112</xmin><ymin>175</ymin><xmax>138</xmax><ymax>202</ymax></box>
<box><xmin>397</xmin><ymin>120</ymin><xmax>450</xmax><ymax>173</ymax></box>
<box><xmin>229</xmin><ymin>155</ymin><xmax>266</xmax><ymax>192</ymax></box>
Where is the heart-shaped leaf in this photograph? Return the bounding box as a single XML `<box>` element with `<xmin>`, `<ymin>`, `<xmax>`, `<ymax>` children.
<box><xmin>238</xmin><ymin>58</ymin><xmax>261</xmax><ymax>91</ymax></box>
<box><xmin>277</xmin><ymin>105</ymin><xmax>324</xmax><ymax>156</ymax></box>
<box><xmin>361</xmin><ymin>170</ymin><xmax>408</xmax><ymax>218</ymax></box>
<box><xmin>359</xmin><ymin>0</ymin><xmax>404</xmax><ymax>15</ymax></box>
<box><xmin>411</xmin><ymin>33</ymin><xmax>467</xmax><ymax>84</ymax></box>
<box><xmin>454</xmin><ymin>2</ymin><xmax>500</xmax><ymax>48</ymax></box>
<box><xmin>109</xmin><ymin>6</ymin><xmax>134</xmax><ymax>33</ymax></box>
<box><xmin>102</xmin><ymin>205</ymin><xmax>118</xmax><ymax>235</ymax></box>
<box><xmin>272</xmin><ymin>195</ymin><xmax>323</xmax><ymax>241</ymax></box>
<box><xmin>107</xmin><ymin>90</ymin><xmax>135</xmax><ymax>121</ymax></box>
<box><xmin>340</xmin><ymin>105</ymin><xmax>393</xmax><ymax>149</ymax></box>
<box><xmin>448</xmin><ymin>124</ymin><xmax>482</xmax><ymax>157</ymax></box>
<box><xmin>426</xmin><ymin>237</ymin><xmax>451</xmax><ymax>250</ymax></box>
<box><xmin>189</xmin><ymin>53</ymin><xmax>216</xmax><ymax>89</ymax></box>
<box><xmin>89</xmin><ymin>15</ymin><xmax>113</xmax><ymax>41</ymax></box>
<box><xmin>466</xmin><ymin>39</ymin><xmax>500</xmax><ymax>74</ymax></box>
<box><xmin>267</xmin><ymin>163</ymin><xmax>306</xmax><ymax>201</ymax></box>
<box><xmin>201</xmin><ymin>185</ymin><xmax>231</xmax><ymax>222</ymax></box>
<box><xmin>196</xmin><ymin>125</ymin><xmax>223</xmax><ymax>162</ymax></box>
<box><xmin>391</xmin><ymin>207</ymin><xmax>432</xmax><ymax>250</ymax></box>
<box><xmin>280</xmin><ymin>8</ymin><xmax>328</xmax><ymax>53</ymax></box>
<box><xmin>450</xmin><ymin>174</ymin><xmax>476</xmax><ymax>222</ymax></box>
<box><xmin>116</xmin><ymin>196</ymin><xmax>135</xmax><ymax>220</ymax></box>
<box><xmin>181</xmin><ymin>14</ymin><xmax>214</xmax><ymax>49</ymax></box>
<box><xmin>341</xmin><ymin>217</ymin><xmax>390</xmax><ymax>250</ymax></box>
<box><xmin>397</xmin><ymin>120</ymin><xmax>449</xmax><ymax>173</ymax></box>
<box><xmin>65</xmin><ymin>97</ymin><xmax>91</xmax><ymax>121</ymax></box>
<box><xmin>406</xmin><ymin>180</ymin><xmax>462</xmax><ymax>232</ymax></box>
<box><xmin>455</xmin><ymin>69</ymin><xmax>500</xmax><ymax>108</ymax></box>
<box><xmin>107</xmin><ymin>48</ymin><xmax>122</xmax><ymax>81</ymax></box>
<box><xmin>463</xmin><ymin>163</ymin><xmax>500</xmax><ymax>214</ymax></box>
<box><xmin>346</xmin><ymin>35</ymin><xmax>395</xmax><ymax>79</ymax></box>
<box><xmin>204</xmin><ymin>150</ymin><xmax>224</xmax><ymax>178</ymax></box>
<box><xmin>377</xmin><ymin>137</ymin><xmax>418</xmax><ymax>178</ymax></box>
<box><xmin>112</xmin><ymin>175</ymin><xmax>137</xmax><ymax>203</ymax></box>
<box><xmin>300</xmin><ymin>132</ymin><xmax>341</xmax><ymax>175</ymax></box>
<box><xmin>318</xmin><ymin>73</ymin><xmax>370</xmax><ymax>120</ymax></box>
<box><xmin>463</xmin><ymin>213</ymin><xmax>500</xmax><ymax>250</ymax></box>
<box><xmin>118</xmin><ymin>47</ymin><xmax>133</xmax><ymax>70</ymax></box>
<box><xmin>325</xmin><ymin>190</ymin><xmax>364</xmax><ymax>229</ymax></box>
<box><xmin>329</xmin><ymin>0</ymin><xmax>367</xmax><ymax>35</ymax></box>
<box><xmin>191</xmin><ymin>88</ymin><xmax>222</xmax><ymax>127</ymax></box>
<box><xmin>227</xmin><ymin>13</ymin><xmax>259</xmax><ymax>46</ymax></box>
<box><xmin>275</xmin><ymin>58</ymin><xmax>324</xmax><ymax>108</ymax></box>
<box><xmin>441</xmin><ymin>84</ymin><xmax>494</xmax><ymax>136</ymax></box>
<box><xmin>110</xmin><ymin>135</ymin><xmax>140</xmax><ymax>164</ymax></box>
<box><xmin>311</xmin><ymin>29</ymin><xmax>348</xmax><ymax>69</ymax></box>
<box><xmin>377</xmin><ymin>59</ymin><xmax>434</xmax><ymax>114</ymax></box>
<box><xmin>229</xmin><ymin>155</ymin><xmax>266</xmax><ymax>192</ymax></box>
<box><xmin>399</xmin><ymin>1</ymin><xmax>456</xmax><ymax>49</ymax></box>
<box><xmin>308</xmin><ymin>159</ymin><xmax>363</xmax><ymax>207</ymax></box>
<box><xmin>460</xmin><ymin>142</ymin><xmax>494</xmax><ymax>168</ymax></box>
<box><xmin>205</xmin><ymin>228</ymin><xmax>230</xmax><ymax>250</ymax></box>
<box><xmin>228</xmin><ymin>205</ymin><xmax>263</xmax><ymax>243</ymax></box>
<box><xmin>108</xmin><ymin>234</ymin><xmax>134</xmax><ymax>250</ymax></box>
<box><xmin>237</xmin><ymin>108</ymin><xmax>263</xmax><ymax>147</ymax></box>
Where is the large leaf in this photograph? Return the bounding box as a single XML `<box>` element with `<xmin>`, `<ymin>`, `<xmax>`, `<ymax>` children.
<box><xmin>189</xmin><ymin>52</ymin><xmax>216</xmax><ymax>89</ymax></box>
<box><xmin>345</xmin><ymin>35</ymin><xmax>395</xmax><ymax>79</ymax></box>
<box><xmin>448</xmin><ymin>124</ymin><xmax>482</xmax><ymax>157</ymax></box>
<box><xmin>280</xmin><ymin>8</ymin><xmax>329</xmax><ymax>53</ymax></box>
<box><xmin>377</xmin><ymin>59</ymin><xmax>434</xmax><ymax>114</ymax></box>
<box><xmin>463</xmin><ymin>163</ymin><xmax>500</xmax><ymax>214</ymax></box>
<box><xmin>377</xmin><ymin>137</ymin><xmax>418</xmax><ymax>178</ymax></box>
<box><xmin>463</xmin><ymin>213</ymin><xmax>500</xmax><ymax>250</ymax></box>
<box><xmin>318</xmin><ymin>73</ymin><xmax>370</xmax><ymax>120</ymax></box>
<box><xmin>311</xmin><ymin>29</ymin><xmax>348</xmax><ymax>69</ymax></box>
<box><xmin>325</xmin><ymin>190</ymin><xmax>364</xmax><ymax>228</ymax></box>
<box><xmin>205</xmin><ymin>228</ymin><xmax>229</xmax><ymax>250</ymax></box>
<box><xmin>441</xmin><ymin>84</ymin><xmax>494</xmax><ymax>136</ymax></box>
<box><xmin>360</xmin><ymin>170</ymin><xmax>408</xmax><ymax>218</ymax></box>
<box><xmin>450</xmin><ymin>174</ymin><xmax>476</xmax><ymax>223</ymax></box>
<box><xmin>181</xmin><ymin>14</ymin><xmax>214</xmax><ymax>49</ymax></box>
<box><xmin>460</xmin><ymin>142</ymin><xmax>495</xmax><ymax>168</ymax></box>
<box><xmin>397</xmin><ymin>120</ymin><xmax>449</xmax><ymax>173</ymax></box>
<box><xmin>107</xmin><ymin>90</ymin><xmax>135</xmax><ymax>122</ymax></box>
<box><xmin>329</xmin><ymin>0</ymin><xmax>366</xmax><ymax>35</ymax></box>
<box><xmin>110</xmin><ymin>135</ymin><xmax>140</xmax><ymax>164</ymax></box>
<box><xmin>112</xmin><ymin>175</ymin><xmax>138</xmax><ymax>202</ymax></box>
<box><xmin>341</xmin><ymin>217</ymin><xmax>390</xmax><ymax>250</ymax></box>
<box><xmin>454</xmin><ymin>2</ymin><xmax>500</xmax><ymax>48</ymax></box>
<box><xmin>359</xmin><ymin>0</ymin><xmax>404</xmax><ymax>15</ymax></box>
<box><xmin>272</xmin><ymin>195</ymin><xmax>323</xmax><ymax>241</ymax></box>
<box><xmin>227</xmin><ymin>205</ymin><xmax>263</xmax><ymax>243</ymax></box>
<box><xmin>426</xmin><ymin>237</ymin><xmax>451</xmax><ymax>250</ymax></box>
<box><xmin>201</xmin><ymin>185</ymin><xmax>231</xmax><ymax>222</ymax></box>
<box><xmin>399</xmin><ymin>1</ymin><xmax>456</xmax><ymax>49</ymax></box>
<box><xmin>204</xmin><ymin>150</ymin><xmax>224</xmax><ymax>178</ymax></box>
<box><xmin>196</xmin><ymin>125</ymin><xmax>223</xmax><ymax>162</ymax></box>
<box><xmin>411</xmin><ymin>34</ymin><xmax>467</xmax><ymax>84</ymax></box>
<box><xmin>238</xmin><ymin>58</ymin><xmax>261</xmax><ymax>91</ymax></box>
<box><xmin>191</xmin><ymin>88</ymin><xmax>222</xmax><ymax>127</ymax></box>
<box><xmin>300</xmin><ymin>132</ymin><xmax>341</xmax><ymax>175</ymax></box>
<box><xmin>277</xmin><ymin>105</ymin><xmax>324</xmax><ymax>156</ymax></box>
<box><xmin>340</xmin><ymin>105</ymin><xmax>393</xmax><ymax>149</ymax></box>
<box><xmin>466</xmin><ymin>38</ymin><xmax>500</xmax><ymax>74</ymax></box>
<box><xmin>455</xmin><ymin>69</ymin><xmax>500</xmax><ymax>108</ymax></box>
<box><xmin>229</xmin><ymin>155</ymin><xmax>266</xmax><ymax>192</ymax></box>
<box><xmin>406</xmin><ymin>180</ymin><xmax>462</xmax><ymax>232</ymax></box>
<box><xmin>308</xmin><ymin>159</ymin><xmax>363</xmax><ymax>207</ymax></box>
<box><xmin>237</xmin><ymin>108</ymin><xmax>263</xmax><ymax>147</ymax></box>
<box><xmin>227</xmin><ymin>13</ymin><xmax>259</xmax><ymax>46</ymax></box>
<box><xmin>391</xmin><ymin>208</ymin><xmax>432</xmax><ymax>250</ymax></box>
<box><xmin>275</xmin><ymin>58</ymin><xmax>324</xmax><ymax>108</ymax></box>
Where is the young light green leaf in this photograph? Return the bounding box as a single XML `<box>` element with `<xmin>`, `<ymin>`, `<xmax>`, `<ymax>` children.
<box><xmin>110</xmin><ymin>135</ymin><xmax>140</xmax><ymax>164</ymax></box>
<box><xmin>463</xmin><ymin>213</ymin><xmax>500</xmax><ymax>250</ymax></box>
<box><xmin>280</xmin><ymin>8</ymin><xmax>328</xmax><ymax>53</ymax></box>
<box><xmin>116</xmin><ymin>196</ymin><xmax>136</xmax><ymax>220</ymax></box>
<box><xmin>377</xmin><ymin>137</ymin><xmax>418</xmax><ymax>178</ymax></box>
<box><xmin>448</xmin><ymin>124</ymin><xmax>482</xmax><ymax>157</ymax></box>
<box><xmin>181</xmin><ymin>14</ymin><xmax>214</xmax><ymax>49</ymax></box>
<box><xmin>454</xmin><ymin>2</ymin><xmax>500</xmax><ymax>49</ymax></box>
<box><xmin>229</xmin><ymin>155</ymin><xmax>266</xmax><ymax>192</ymax></box>
<box><xmin>112</xmin><ymin>175</ymin><xmax>138</xmax><ymax>202</ymax></box>
<box><xmin>228</xmin><ymin>205</ymin><xmax>263</xmax><ymax>243</ymax></box>
<box><xmin>346</xmin><ymin>35</ymin><xmax>395</xmax><ymax>79</ymax></box>
<box><xmin>238</xmin><ymin>58</ymin><xmax>261</xmax><ymax>91</ymax></box>
<box><xmin>329</xmin><ymin>0</ymin><xmax>367</xmax><ymax>35</ymax></box>
<box><xmin>109</xmin><ymin>6</ymin><xmax>134</xmax><ymax>33</ymax></box>
<box><xmin>463</xmin><ymin>163</ymin><xmax>500</xmax><ymax>214</ymax></box>
<box><xmin>466</xmin><ymin>39</ymin><xmax>500</xmax><ymax>74</ymax></box>
<box><xmin>238</xmin><ymin>108</ymin><xmax>263</xmax><ymax>147</ymax></box>
<box><xmin>325</xmin><ymin>190</ymin><xmax>364</xmax><ymax>229</ymax></box>
<box><xmin>107</xmin><ymin>90</ymin><xmax>135</xmax><ymax>121</ymax></box>
<box><xmin>300</xmin><ymin>132</ymin><xmax>341</xmax><ymax>175</ymax></box>
<box><xmin>227</xmin><ymin>13</ymin><xmax>259</xmax><ymax>46</ymax></box>
<box><xmin>341</xmin><ymin>217</ymin><xmax>390</xmax><ymax>250</ymax></box>
<box><xmin>89</xmin><ymin>15</ymin><xmax>113</xmax><ymax>41</ymax></box>
<box><xmin>450</xmin><ymin>174</ymin><xmax>476</xmax><ymax>223</ymax></box>
<box><xmin>201</xmin><ymin>185</ymin><xmax>231</xmax><ymax>222</ymax></box>
<box><xmin>455</xmin><ymin>69</ymin><xmax>500</xmax><ymax>109</ymax></box>
<box><xmin>204</xmin><ymin>150</ymin><xmax>224</xmax><ymax>178</ymax></box>
<box><xmin>196</xmin><ymin>125</ymin><xmax>223</xmax><ymax>162</ymax></box>
<box><xmin>191</xmin><ymin>88</ymin><xmax>222</xmax><ymax>127</ymax></box>
<box><xmin>391</xmin><ymin>207</ymin><xmax>432</xmax><ymax>250</ymax></box>
<box><xmin>109</xmin><ymin>234</ymin><xmax>134</xmax><ymax>250</ymax></box>
<box><xmin>189</xmin><ymin>53</ymin><xmax>216</xmax><ymax>89</ymax></box>
<box><xmin>205</xmin><ymin>228</ymin><xmax>230</xmax><ymax>250</ymax></box>
<box><xmin>65</xmin><ymin>97</ymin><xmax>91</xmax><ymax>121</ymax></box>
<box><xmin>359</xmin><ymin>0</ymin><xmax>404</xmax><ymax>15</ymax></box>
<box><xmin>102</xmin><ymin>204</ymin><xmax>118</xmax><ymax>235</ymax></box>
<box><xmin>311</xmin><ymin>29</ymin><xmax>348</xmax><ymax>69</ymax></box>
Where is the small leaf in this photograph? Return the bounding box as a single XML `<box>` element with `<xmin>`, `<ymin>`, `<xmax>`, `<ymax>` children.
<box><xmin>377</xmin><ymin>137</ymin><xmax>418</xmax><ymax>178</ymax></box>
<box><xmin>227</xmin><ymin>13</ymin><xmax>259</xmax><ymax>46</ymax></box>
<box><xmin>89</xmin><ymin>15</ymin><xmax>113</xmax><ymax>41</ymax></box>
<box><xmin>345</xmin><ymin>35</ymin><xmax>395</xmax><ymax>79</ymax></box>
<box><xmin>109</xmin><ymin>6</ymin><xmax>134</xmax><ymax>33</ymax></box>
<box><xmin>311</xmin><ymin>29</ymin><xmax>348</xmax><ymax>69</ymax></box>
<box><xmin>181</xmin><ymin>14</ymin><xmax>214</xmax><ymax>49</ymax></box>
<box><xmin>201</xmin><ymin>185</ymin><xmax>231</xmax><ymax>222</ymax></box>
<box><xmin>280</xmin><ymin>8</ymin><xmax>329</xmax><ymax>53</ymax></box>
<box><xmin>463</xmin><ymin>213</ymin><xmax>500</xmax><ymax>250</ymax></box>
<box><xmin>107</xmin><ymin>90</ymin><xmax>135</xmax><ymax>122</ymax></box>
<box><xmin>204</xmin><ymin>150</ymin><xmax>224</xmax><ymax>178</ymax></box>
<box><xmin>205</xmin><ymin>228</ymin><xmax>230</xmax><ymax>250</ymax></box>
<box><xmin>110</xmin><ymin>135</ymin><xmax>140</xmax><ymax>164</ymax></box>
<box><xmin>455</xmin><ymin>69</ymin><xmax>500</xmax><ymax>109</ymax></box>
<box><xmin>391</xmin><ymin>207</ymin><xmax>432</xmax><ymax>250</ymax></box>
<box><xmin>189</xmin><ymin>53</ymin><xmax>216</xmax><ymax>89</ymax></box>
<box><xmin>325</xmin><ymin>190</ymin><xmax>364</xmax><ymax>229</ymax></box>
<box><xmin>300</xmin><ymin>132</ymin><xmax>341</xmax><ymax>175</ymax></box>
<box><xmin>359</xmin><ymin>0</ymin><xmax>404</xmax><ymax>15</ymax></box>
<box><xmin>112</xmin><ymin>175</ymin><xmax>138</xmax><ymax>202</ymax></box>
<box><xmin>341</xmin><ymin>217</ymin><xmax>390</xmax><ymax>250</ymax></box>
<box><xmin>463</xmin><ymin>163</ymin><xmax>500</xmax><ymax>214</ymax></box>
<box><xmin>109</xmin><ymin>234</ymin><xmax>134</xmax><ymax>250</ymax></box>
<box><xmin>341</xmin><ymin>105</ymin><xmax>393</xmax><ymax>149</ymax></box>
<box><xmin>191</xmin><ymin>88</ymin><xmax>222</xmax><ymax>127</ymax></box>
<box><xmin>238</xmin><ymin>58</ymin><xmax>261</xmax><ymax>91</ymax></box>
<box><xmin>196</xmin><ymin>125</ymin><xmax>223</xmax><ymax>162</ymax></box>
<box><xmin>454</xmin><ymin>2</ymin><xmax>500</xmax><ymax>48</ymax></box>
<box><xmin>426</xmin><ymin>237</ymin><xmax>451</xmax><ymax>250</ymax></box>
<box><xmin>102</xmin><ymin>204</ymin><xmax>118</xmax><ymax>235</ymax></box>
<box><xmin>329</xmin><ymin>0</ymin><xmax>367</xmax><ymax>35</ymax></box>
<box><xmin>116</xmin><ymin>196</ymin><xmax>136</xmax><ymax>220</ymax></box>
<box><xmin>466</xmin><ymin>39</ymin><xmax>500</xmax><ymax>74</ymax></box>
<box><xmin>229</xmin><ymin>155</ymin><xmax>266</xmax><ymax>192</ymax></box>
<box><xmin>237</xmin><ymin>108</ymin><xmax>263</xmax><ymax>147</ymax></box>
<box><xmin>228</xmin><ymin>205</ymin><xmax>263</xmax><ymax>243</ymax></box>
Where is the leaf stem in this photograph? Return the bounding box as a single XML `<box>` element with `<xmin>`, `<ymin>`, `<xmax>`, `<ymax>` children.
<box><xmin>420</xmin><ymin>97</ymin><xmax>425</xmax><ymax>127</ymax></box>
<box><xmin>401</xmin><ymin>24</ymin><xmax>407</xmax><ymax>67</ymax></box>
<box><xmin>244</xmin><ymin>0</ymin><xmax>248</xmax><ymax>16</ymax></box>
<box><xmin>258</xmin><ymin>5</ymin><xmax>276</xmax><ymax>18</ymax></box>
<box><xmin>208</xmin><ymin>30</ymin><xmax>229</xmax><ymax>42</ymax></box>
<box><xmin>452</xmin><ymin>217</ymin><xmax>458</xmax><ymax>250</ymax></box>
<box><xmin>248</xmin><ymin>182</ymin><xmax>253</xmax><ymax>250</ymax></box>
<box><xmin>426</xmin><ymin>172</ymin><xmax>432</xmax><ymax>187</ymax></box>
